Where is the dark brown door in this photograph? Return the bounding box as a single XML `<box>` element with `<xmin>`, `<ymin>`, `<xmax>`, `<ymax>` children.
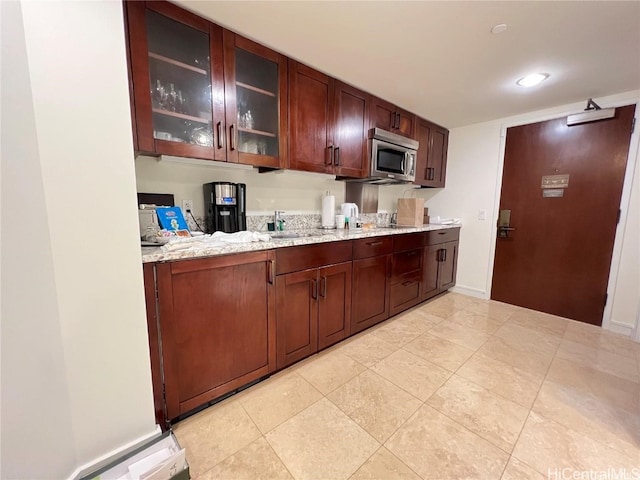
<box><xmin>492</xmin><ymin>105</ymin><xmax>636</xmax><ymax>325</ymax></box>
<box><xmin>332</xmin><ymin>81</ymin><xmax>370</xmax><ymax>178</ymax></box>
<box><xmin>351</xmin><ymin>255</ymin><xmax>391</xmax><ymax>334</ymax></box>
<box><xmin>318</xmin><ymin>262</ymin><xmax>352</xmax><ymax>349</ymax></box>
<box><xmin>288</xmin><ymin>61</ymin><xmax>332</xmax><ymax>173</ymax></box>
<box><xmin>276</xmin><ymin>268</ymin><xmax>319</xmax><ymax>368</ymax></box>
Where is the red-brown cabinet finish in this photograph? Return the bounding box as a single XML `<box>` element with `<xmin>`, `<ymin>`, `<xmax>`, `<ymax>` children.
<box><xmin>351</xmin><ymin>255</ymin><xmax>391</xmax><ymax>334</ymax></box>
<box><xmin>422</xmin><ymin>228</ymin><xmax>460</xmax><ymax>300</ymax></box>
<box><xmin>318</xmin><ymin>262</ymin><xmax>352</xmax><ymax>349</ymax></box>
<box><xmin>156</xmin><ymin>251</ymin><xmax>276</xmax><ymax>420</ymax></box>
<box><xmin>125</xmin><ymin>1</ymin><xmax>225</xmax><ymax>160</ymax></box>
<box><xmin>370</xmin><ymin>96</ymin><xmax>416</xmax><ymax>139</ymax></box>
<box><xmin>223</xmin><ymin>31</ymin><xmax>288</xmax><ymax>169</ymax></box>
<box><xmin>389</xmin><ymin>249</ymin><xmax>423</xmax><ymax>316</ymax></box>
<box><xmin>414</xmin><ymin>117</ymin><xmax>449</xmax><ymax>188</ymax></box>
<box><xmin>289</xmin><ymin>61</ymin><xmax>369</xmax><ymax>177</ymax></box>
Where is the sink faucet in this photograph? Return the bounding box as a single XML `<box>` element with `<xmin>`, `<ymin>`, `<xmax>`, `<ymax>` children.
<box><xmin>274</xmin><ymin>211</ymin><xmax>285</xmax><ymax>231</ymax></box>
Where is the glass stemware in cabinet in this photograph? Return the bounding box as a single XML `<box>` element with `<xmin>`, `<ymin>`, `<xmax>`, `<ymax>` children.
<box><xmin>145</xmin><ymin>9</ymin><xmax>213</xmax><ymax>146</ymax></box>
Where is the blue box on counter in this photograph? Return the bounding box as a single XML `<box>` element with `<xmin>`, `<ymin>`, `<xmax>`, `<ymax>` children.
<box><xmin>156</xmin><ymin>206</ymin><xmax>189</xmax><ymax>232</ymax></box>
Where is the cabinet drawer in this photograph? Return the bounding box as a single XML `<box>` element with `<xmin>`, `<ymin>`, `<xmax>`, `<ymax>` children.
<box><xmin>393</xmin><ymin>233</ymin><xmax>425</xmax><ymax>252</ymax></box>
<box><xmin>353</xmin><ymin>236</ymin><xmax>393</xmax><ymax>259</ymax></box>
<box><xmin>390</xmin><ymin>278</ymin><xmax>421</xmax><ymax>315</ymax></box>
<box><xmin>276</xmin><ymin>241</ymin><xmax>352</xmax><ymax>275</ymax></box>
<box><xmin>392</xmin><ymin>249</ymin><xmax>422</xmax><ymax>280</ymax></box>
<box><xmin>426</xmin><ymin>228</ymin><xmax>460</xmax><ymax>245</ymax></box>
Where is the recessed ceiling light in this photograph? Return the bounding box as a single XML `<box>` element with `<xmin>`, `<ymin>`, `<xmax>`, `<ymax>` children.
<box><xmin>516</xmin><ymin>73</ymin><xmax>549</xmax><ymax>87</ymax></box>
<box><xmin>491</xmin><ymin>24</ymin><xmax>507</xmax><ymax>34</ymax></box>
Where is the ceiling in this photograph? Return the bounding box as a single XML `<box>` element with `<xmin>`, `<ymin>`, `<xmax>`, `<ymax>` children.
<box><xmin>176</xmin><ymin>1</ymin><xmax>640</xmax><ymax>129</ymax></box>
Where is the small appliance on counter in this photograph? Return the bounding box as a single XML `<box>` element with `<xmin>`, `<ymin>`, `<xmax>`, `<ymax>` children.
<box><xmin>340</xmin><ymin>202</ymin><xmax>359</xmax><ymax>222</ymax></box>
<box><xmin>204</xmin><ymin>182</ymin><xmax>247</xmax><ymax>233</ymax></box>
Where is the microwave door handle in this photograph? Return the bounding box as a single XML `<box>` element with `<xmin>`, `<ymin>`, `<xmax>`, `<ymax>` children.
<box><xmin>400</xmin><ymin>155</ymin><xmax>405</xmax><ymax>173</ymax></box>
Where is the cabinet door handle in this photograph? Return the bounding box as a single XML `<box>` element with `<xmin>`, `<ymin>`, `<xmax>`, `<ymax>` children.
<box><xmin>443</xmin><ymin>249</ymin><xmax>447</xmax><ymax>262</ymax></box>
<box><xmin>367</xmin><ymin>241</ymin><xmax>383</xmax><ymax>246</ymax></box>
<box><xmin>438</xmin><ymin>248</ymin><xmax>444</xmax><ymax>262</ymax></box>
<box><xmin>267</xmin><ymin>260</ymin><xmax>274</xmax><ymax>284</ymax></box>
<box><xmin>216</xmin><ymin>122</ymin><xmax>224</xmax><ymax>149</ymax></box>
<box><xmin>396</xmin><ymin>113</ymin><xmax>401</xmax><ymax>129</ymax></box>
<box><xmin>229</xmin><ymin>124</ymin><xmax>236</xmax><ymax>151</ymax></box>
<box><xmin>311</xmin><ymin>278</ymin><xmax>318</xmax><ymax>299</ymax></box>
<box><xmin>320</xmin><ymin>276</ymin><xmax>327</xmax><ymax>297</ymax></box>
<box><xmin>334</xmin><ymin>146</ymin><xmax>340</xmax><ymax>166</ymax></box>
<box><xmin>326</xmin><ymin>145</ymin><xmax>334</xmax><ymax>166</ymax></box>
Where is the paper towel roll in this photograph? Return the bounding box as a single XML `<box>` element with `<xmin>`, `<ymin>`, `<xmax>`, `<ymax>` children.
<box><xmin>321</xmin><ymin>194</ymin><xmax>335</xmax><ymax>228</ymax></box>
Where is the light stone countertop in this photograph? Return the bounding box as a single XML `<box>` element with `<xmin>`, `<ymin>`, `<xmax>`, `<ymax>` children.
<box><xmin>141</xmin><ymin>224</ymin><xmax>461</xmax><ymax>263</ymax></box>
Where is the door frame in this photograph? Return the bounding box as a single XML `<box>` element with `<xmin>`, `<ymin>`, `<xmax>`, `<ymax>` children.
<box><xmin>485</xmin><ymin>93</ymin><xmax>639</xmax><ymax>334</ymax></box>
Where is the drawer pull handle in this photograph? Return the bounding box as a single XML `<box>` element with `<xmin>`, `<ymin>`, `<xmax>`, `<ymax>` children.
<box><xmin>438</xmin><ymin>232</ymin><xmax>446</xmax><ymax>235</ymax></box>
<box><xmin>402</xmin><ymin>281</ymin><xmax>415</xmax><ymax>286</ymax></box>
<box><xmin>367</xmin><ymin>241</ymin><xmax>384</xmax><ymax>246</ymax></box>
<box><xmin>406</xmin><ymin>251</ymin><xmax>418</xmax><ymax>256</ymax></box>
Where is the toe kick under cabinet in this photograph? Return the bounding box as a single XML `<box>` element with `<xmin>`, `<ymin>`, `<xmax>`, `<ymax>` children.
<box><xmin>143</xmin><ymin>228</ymin><xmax>459</xmax><ymax>428</ymax></box>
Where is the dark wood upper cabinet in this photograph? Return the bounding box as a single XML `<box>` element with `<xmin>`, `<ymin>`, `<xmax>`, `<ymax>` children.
<box><xmin>289</xmin><ymin>61</ymin><xmax>369</xmax><ymax>178</ymax></box>
<box><xmin>370</xmin><ymin>97</ymin><xmax>416</xmax><ymax>139</ymax></box>
<box><xmin>223</xmin><ymin>31</ymin><xmax>287</xmax><ymax>169</ymax></box>
<box><xmin>414</xmin><ymin>117</ymin><xmax>449</xmax><ymax>188</ymax></box>
<box><xmin>125</xmin><ymin>1</ymin><xmax>225</xmax><ymax>160</ymax></box>
<box><xmin>125</xmin><ymin>1</ymin><xmax>287</xmax><ymax>167</ymax></box>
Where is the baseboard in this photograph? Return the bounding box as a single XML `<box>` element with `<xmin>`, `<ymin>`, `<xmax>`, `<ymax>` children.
<box><xmin>449</xmin><ymin>285</ymin><xmax>488</xmax><ymax>300</ymax></box>
<box><xmin>68</xmin><ymin>425</ymin><xmax>162</xmax><ymax>480</ymax></box>
<box><xmin>604</xmin><ymin>321</ymin><xmax>635</xmax><ymax>338</ymax></box>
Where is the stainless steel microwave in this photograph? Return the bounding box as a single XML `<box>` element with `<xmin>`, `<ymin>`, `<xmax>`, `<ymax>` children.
<box><xmin>368</xmin><ymin>128</ymin><xmax>418</xmax><ymax>184</ymax></box>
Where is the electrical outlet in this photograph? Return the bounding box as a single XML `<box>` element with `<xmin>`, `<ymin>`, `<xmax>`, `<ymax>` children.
<box><xmin>182</xmin><ymin>199</ymin><xmax>194</xmax><ymax>214</ymax></box>
<box><xmin>478</xmin><ymin>210</ymin><xmax>487</xmax><ymax>221</ymax></box>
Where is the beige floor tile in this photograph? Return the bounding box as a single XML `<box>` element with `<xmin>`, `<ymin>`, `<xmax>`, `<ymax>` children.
<box><xmin>238</xmin><ymin>371</ymin><xmax>323</xmax><ymax>434</ymax></box>
<box><xmin>456</xmin><ymin>353</ymin><xmax>544</xmax><ymax>408</ymax></box>
<box><xmin>328</xmin><ymin>370</ymin><xmax>422</xmax><ymax>443</ymax></box>
<box><xmin>564</xmin><ymin>321</ymin><xmax>639</xmax><ymax>359</ymax></box>
<box><xmin>439</xmin><ymin>291</ymin><xmax>479</xmax><ymax>306</ymax></box>
<box><xmin>532</xmin><ymin>380</ymin><xmax>640</xmax><ymax>459</ymax></box>
<box><xmin>507</xmin><ymin>309</ymin><xmax>568</xmax><ymax>338</ymax></box>
<box><xmin>513</xmin><ymin>412</ymin><xmax>638</xmax><ymax>475</ymax></box>
<box><xmin>476</xmin><ymin>335</ymin><xmax>555</xmax><ymax>376</ymax></box>
<box><xmin>448</xmin><ymin>309</ymin><xmax>505</xmax><ymax>334</ymax></box>
<box><xmin>420</xmin><ymin>297</ymin><xmax>460</xmax><ymax>319</ymax></box>
<box><xmin>494</xmin><ymin>323</ymin><xmax>561</xmax><ymax>353</ymax></box>
<box><xmin>372</xmin><ymin>349</ymin><xmax>451</xmax><ymax>400</ymax></box>
<box><xmin>350</xmin><ymin>447</ymin><xmax>420</xmax><ymax>480</ymax></box>
<box><xmin>266</xmin><ymin>398</ymin><xmax>379</xmax><ymax>480</ymax></box>
<box><xmin>556</xmin><ymin>339</ymin><xmax>639</xmax><ymax>383</ymax></box>
<box><xmin>337</xmin><ymin>332</ymin><xmax>398</xmax><ymax>368</ymax></box>
<box><xmin>501</xmin><ymin>457</ymin><xmax>546</xmax><ymax>480</ymax></box>
<box><xmin>427</xmin><ymin>375</ymin><xmax>529</xmax><ymax>452</ymax></box>
<box><xmin>198</xmin><ymin>437</ymin><xmax>293</xmax><ymax>480</ymax></box>
<box><xmin>404</xmin><ymin>332</ymin><xmax>475</xmax><ymax>371</ymax></box>
<box><xmin>546</xmin><ymin>357</ymin><xmax>640</xmax><ymax>413</ymax></box>
<box><xmin>396</xmin><ymin>307</ymin><xmax>445</xmax><ymax>331</ymax></box>
<box><xmin>464</xmin><ymin>300</ymin><xmax>516</xmax><ymax>322</ymax></box>
<box><xmin>386</xmin><ymin>404</ymin><xmax>509</xmax><ymax>480</ymax></box>
<box><xmin>428</xmin><ymin>319</ymin><xmax>492</xmax><ymax>350</ymax></box>
<box><xmin>371</xmin><ymin>317</ymin><xmax>425</xmax><ymax>348</ymax></box>
<box><xmin>296</xmin><ymin>351</ymin><xmax>367</xmax><ymax>395</ymax></box>
<box><xmin>173</xmin><ymin>400</ymin><xmax>261</xmax><ymax>477</ymax></box>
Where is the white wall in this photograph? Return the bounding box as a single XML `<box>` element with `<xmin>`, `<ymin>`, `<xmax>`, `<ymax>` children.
<box><xmin>419</xmin><ymin>91</ymin><xmax>640</xmax><ymax>334</ymax></box>
<box><xmin>2</xmin><ymin>1</ymin><xmax>157</xmax><ymax>478</ymax></box>
<box><xmin>135</xmin><ymin>155</ymin><xmax>413</xmax><ymax>216</ymax></box>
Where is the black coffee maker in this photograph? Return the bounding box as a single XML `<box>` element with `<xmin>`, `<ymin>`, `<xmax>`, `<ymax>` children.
<box><xmin>204</xmin><ymin>182</ymin><xmax>247</xmax><ymax>233</ymax></box>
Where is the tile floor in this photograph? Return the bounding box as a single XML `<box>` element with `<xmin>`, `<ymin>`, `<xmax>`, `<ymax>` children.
<box><xmin>173</xmin><ymin>293</ymin><xmax>640</xmax><ymax>480</ymax></box>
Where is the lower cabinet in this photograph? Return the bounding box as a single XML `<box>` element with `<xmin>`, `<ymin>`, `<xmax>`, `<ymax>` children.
<box><xmin>153</xmin><ymin>250</ymin><xmax>276</xmax><ymax>422</ymax></box>
<box><xmin>422</xmin><ymin>229</ymin><xmax>460</xmax><ymax>301</ymax></box>
<box><xmin>351</xmin><ymin>255</ymin><xmax>391</xmax><ymax>334</ymax></box>
<box><xmin>276</xmin><ymin>261</ymin><xmax>352</xmax><ymax>369</ymax></box>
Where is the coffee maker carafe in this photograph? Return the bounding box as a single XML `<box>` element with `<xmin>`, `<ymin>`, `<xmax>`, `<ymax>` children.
<box><xmin>203</xmin><ymin>182</ymin><xmax>247</xmax><ymax>233</ymax></box>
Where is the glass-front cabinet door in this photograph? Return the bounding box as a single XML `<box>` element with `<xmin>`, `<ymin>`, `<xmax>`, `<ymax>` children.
<box><xmin>126</xmin><ymin>2</ymin><xmax>226</xmax><ymax>160</ymax></box>
<box><xmin>223</xmin><ymin>32</ymin><xmax>287</xmax><ymax>168</ymax></box>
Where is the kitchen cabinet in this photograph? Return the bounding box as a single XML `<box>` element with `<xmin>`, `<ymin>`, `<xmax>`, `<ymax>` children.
<box><xmin>422</xmin><ymin>228</ymin><xmax>459</xmax><ymax>300</ymax></box>
<box><xmin>414</xmin><ymin>117</ymin><xmax>449</xmax><ymax>188</ymax></box>
<box><xmin>389</xmin><ymin>233</ymin><xmax>425</xmax><ymax>316</ymax></box>
<box><xmin>288</xmin><ymin>61</ymin><xmax>369</xmax><ymax>177</ymax></box>
<box><xmin>154</xmin><ymin>251</ymin><xmax>276</xmax><ymax>421</ymax></box>
<box><xmin>125</xmin><ymin>2</ymin><xmax>287</xmax><ymax>167</ymax></box>
<box><xmin>223</xmin><ymin>31</ymin><xmax>287</xmax><ymax>168</ymax></box>
<box><xmin>275</xmin><ymin>242</ymin><xmax>352</xmax><ymax>368</ymax></box>
<box><xmin>370</xmin><ymin>97</ymin><xmax>416</xmax><ymax>139</ymax></box>
<box><xmin>351</xmin><ymin>237</ymin><xmax>393</xmax><ymax>334</ymax></box>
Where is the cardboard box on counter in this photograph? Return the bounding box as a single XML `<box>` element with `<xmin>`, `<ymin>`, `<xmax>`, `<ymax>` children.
<box><xmin>397</xmin><ymin>198</ymin><xmax>424</xmax><ymax>227</ymax></box>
